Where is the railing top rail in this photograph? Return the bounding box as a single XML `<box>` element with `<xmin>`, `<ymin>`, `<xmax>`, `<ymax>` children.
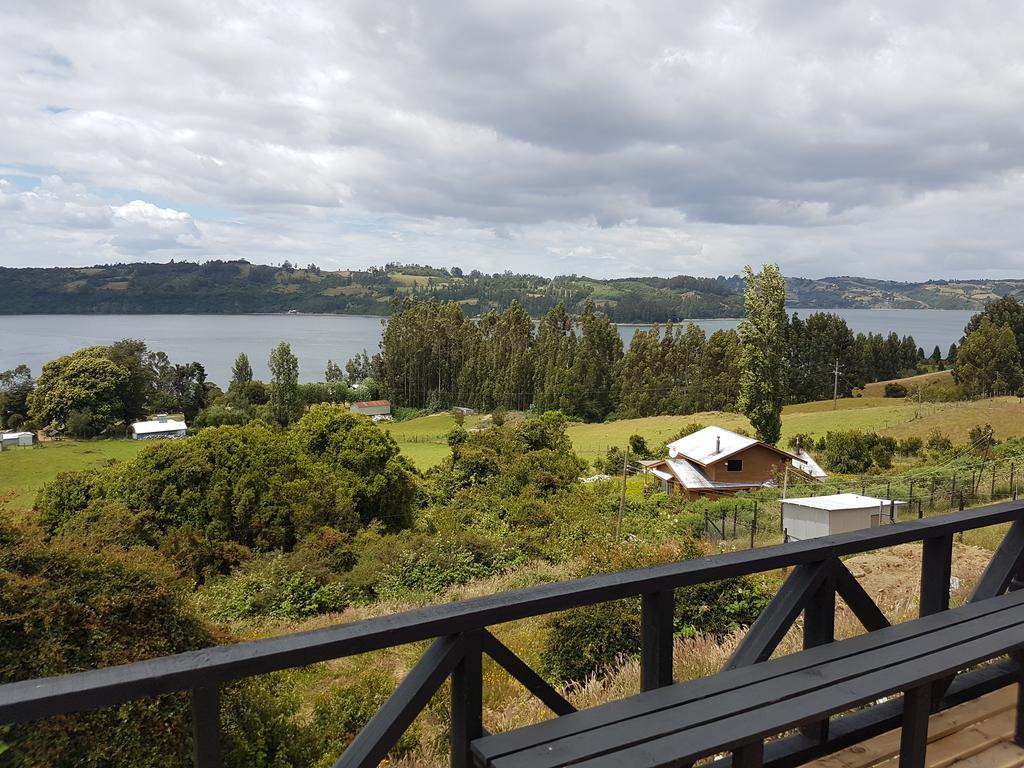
<box><xmin>3</xmin><ymin>501</ymin><xmax>1022</xmax><ymax>724</ymax></box>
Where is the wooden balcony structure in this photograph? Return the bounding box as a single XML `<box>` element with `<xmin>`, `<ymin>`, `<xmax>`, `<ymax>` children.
<box><xmin>4</xmin><ymin>502</ymin><xmax>1024</xmax><ymax>767</ymax></box>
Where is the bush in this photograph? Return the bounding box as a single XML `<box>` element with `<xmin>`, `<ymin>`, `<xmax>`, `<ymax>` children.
<box><xmin>628</xmin><ymin>433</ymin><xmax>652</xmax><ymax>459</ymax></box>
<box><xmin>926</xmin><ymin>429</ymin><xmax>954</xmax><ymax>455</ymax></box>
<box><xmin>307</xmin><ymin>671</ymin><xmax>419</xmax><ymax>766</ymax></box>
<box><xmin>883</xmin><ymin>382</ymin><xmax>908</xmax><ymax>398</ymax></box>
<box><xmin>375</xmin><ymin>535</ymin><xmax>523</xmax><ymax>600</ymax></box>
<box><xmin>35</xmin><ymin>470</ymin><xmax>97</xmax><ymax>533</ymax></box>
<box><xmin>541</xmin><ymin>600</ymin><xmax>641</xmax><ymax>683</ymax></box>
<box><xmin>0</xmin><ymin>524</ymin><xmax>212</xmax><ymax>767</ymax></box>
<box><xmin>897</xmin><ymin>437</ymin><xmax>924</xmax><ymax>456</ymax></box>
<box><xmin>197</xmin><ymin>555</ymin><xmax>352</xmax><ymax>620</ymax></box>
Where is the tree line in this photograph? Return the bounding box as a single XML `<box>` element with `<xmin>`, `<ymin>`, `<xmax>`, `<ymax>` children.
<box><xmin>377</xmin><ymin>286</ymin><xmax>925</xmax><ymax>424</ymax></box>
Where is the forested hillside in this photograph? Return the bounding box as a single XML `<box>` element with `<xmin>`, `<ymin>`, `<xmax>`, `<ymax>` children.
<box><xmin>5</xmin><ymin>261</ymin><xmax>1024</xmax><ymax>319</ymax></box>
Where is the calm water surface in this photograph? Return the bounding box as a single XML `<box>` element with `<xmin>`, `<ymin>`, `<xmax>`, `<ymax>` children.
<box><xmin>0</xmin><ymin>309</ymin><xmax>975</xmax><ymax>386</ymax></box>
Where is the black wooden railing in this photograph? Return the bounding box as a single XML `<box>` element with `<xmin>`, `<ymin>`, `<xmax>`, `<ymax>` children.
<box><xmin>4</xmin><ymin>501</ymin><xmax>1024</xmax><ymax>768</ymax></box>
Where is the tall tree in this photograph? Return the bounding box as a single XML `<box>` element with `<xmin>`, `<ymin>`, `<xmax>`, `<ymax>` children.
<box><xmin>324</xmin><ymin>359</ymin><xmax>344</xmax><ymax>382</ymax></box>
<box><xmin>964</xmin><ymin>296</ymin><xmax>1024</xmax><ymax>362</ymax></box>
<box><xmin>0</xmin><ymin>365</ymin><xmax>34</xmax><ymax>428</ymax></box>
<box><xmin>738</xmin><ymin>264</ymin><xmax>789</xmax><ymax>444</ymax></box>
<box><xmin>953</xmin><ymin>318</ymin><xmax>1023</xmax><ymax>397</ymax></box>
<box><xmin>172</xmin><ymin>362</ymin><xmax>208</xmax><ymax>421</ymax></box>
<box><xmin>572</xmin><ymin>300</ymin><xmax>622</xmax><ymax>421</ymax></box>
<box><xmin>107</xmin><ymin>339</ymin><xmax>155</xmax><ymax>422</ymax></box>
<box><xmin>268</xmin><ymin>342</ymin><xmax>301</xmax><ymax>426</ymax></box>
<box><xmin>230</xmin><ymin>353</ymin><xmax>253</xmax><ymax>391</ymax></box>
<box><xmin>533</xmin><ymin>304</ymin><xmax>578</xmax><ymax>413</ymax></box>
<box><xmin>28</xmin><ymin>347</ymin><xmax>130</xmax><ymax>435</ymax></box>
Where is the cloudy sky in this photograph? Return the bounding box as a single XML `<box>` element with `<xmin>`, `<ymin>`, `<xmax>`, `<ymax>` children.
<box><xmin>3</xmin><ymin>2</ymin><xmax>1024</xmax><ymax>279</ymax></box>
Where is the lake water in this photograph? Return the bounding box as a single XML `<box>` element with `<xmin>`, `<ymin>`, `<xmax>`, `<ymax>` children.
<box><xmin>0</xmin><ymin>308</ymin><xmax>976</xmax><ymax>386</ymax></box>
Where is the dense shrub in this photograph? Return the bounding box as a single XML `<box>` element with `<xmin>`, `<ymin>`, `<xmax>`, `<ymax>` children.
<box><xmin>897</xmin><ymin>437</ymin><xmax>924</xmax><ymax>456</ymax></box>
<box><xmin>541</xmin><ymin>600</ymin><xmax>641</xmax><ymax>683</ymax></box>
<box><xmin>307</xmin><ymin>671</ymin><xmax>419</xmax><ymax>767</ymax></box>
<box><xmin>0</xmin><ymin>524</ymin><xmax>212</xmax><ymax>767</ymax></box>
<box><xmin>375</xmin><ymin>535</ymin><xmax>523</xmax><ymax>600</ymax></box>
<box><xmin>542</xmin><ymin>540</ymin><xmax>771</xmax><ymax>683</ymax></box>
<box><xmin>197</xmin><ymin>555</ymin><xmax>352</xmax><ymax>620</ymax></box>
<box><xmin>883</xmin><ymin>382</ymin><xmax>908</xmax><ymax>398</ymax></box>
<box><xmin>926</xmin><ymin>429</ymin><xmax>954</xmax><ymax>456</ymax></box>
<box><xmin>822</xmin><ymin>430</ymin><xmax>896</xmax><ymax>474</ymax></box>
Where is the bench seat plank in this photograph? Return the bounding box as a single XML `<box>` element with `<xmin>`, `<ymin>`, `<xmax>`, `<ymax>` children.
<box><xmin>473</xmin><ymin>590</ymin><xmax>1024</xmax><ymax>768</ymax></box>
<box><xmin>562</xmin><ymin>618</ymin><xmax>1024</xmax><ymax>768</ymax></box>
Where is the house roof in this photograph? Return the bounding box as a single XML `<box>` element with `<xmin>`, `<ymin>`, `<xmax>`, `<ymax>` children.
<box><xmin>131</xmin><ymin>418</ymin><xmax>187</xmax><ymax>434</ymax></box>
<box><xmin>655</xmin><ymin>458</ymin><xmax>767</xmax><ymax>491</ymax></box>
<box><xmin>792</xmin><ymin>450</ymin><xmax>828</xmax><ymax>479</ymax></box>
<box><xmin>351</xmin><ymin>400</ymin><xmax>391</xmax><ymax>408</ymax></box>
<box><xmin>666</xmin><ymin>425</ymin><xmax>798</xmax><ymax>466</ymax></box>
<box><xmin>782</xmin><ymin>493</ymin><xmax>908</xmax><ymax>511</ymax></box>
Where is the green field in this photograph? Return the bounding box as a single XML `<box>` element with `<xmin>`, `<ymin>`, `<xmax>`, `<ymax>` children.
<box><xmin>0</xmin><ymin>440</ymin><xmax>146</xmax><ymax>522</ymax></box>
<box><xmin>387</xmin><ymin>395</ymin><xmax>1024</xmax><ymax>468</ymax></box>
<box><xmin>5</xmin><ymin>395</ymin><xmax>1021</xmax><ymax>517</ymax></box>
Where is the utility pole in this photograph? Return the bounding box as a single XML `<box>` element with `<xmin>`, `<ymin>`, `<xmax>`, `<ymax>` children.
<box><xmin>832</xmin><ymin>358</ymin><xmax>840</xmax><ymax>410</ymax></box>
<box><xmin>616</xmin><ymin>445</ymin><xmax>629</xmax><ymax>541</ymax></box>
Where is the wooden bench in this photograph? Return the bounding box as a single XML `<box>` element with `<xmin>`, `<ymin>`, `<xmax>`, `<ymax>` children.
<box><xmin>472</xmin><ymin>589</ymin><xmax>1024</xmax><ymax>768</ymax></box>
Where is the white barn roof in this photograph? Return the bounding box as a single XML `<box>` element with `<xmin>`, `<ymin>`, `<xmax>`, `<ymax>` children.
<box><xmin>1</xmin><ymin>431</ymin><xmax>34</xmax><ymax>440</ymax></box>
<box><xmin>783</xmin><ymin>493</ymin><xmax>907</xmax><ymax>511</ymax></box>
<box><xmin>792</xmin><ymin>450</ymin><xmax>828</xmax><ymax>479</ymax></box>
<box><xmin>131</xmin><ymin>418</ymin><xmax>187</xmax><ymax>435</ymax></box>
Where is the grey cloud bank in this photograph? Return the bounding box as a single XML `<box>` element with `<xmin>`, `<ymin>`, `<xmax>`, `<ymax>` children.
<box><xmin>2</xmin><ymin>1</ymin><xmax>1024</xmax><ymax>279</ymax></box>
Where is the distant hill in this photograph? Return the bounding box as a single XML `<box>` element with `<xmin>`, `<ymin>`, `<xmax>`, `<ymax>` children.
<box><xmin>2</xmin><ymin>261</ymin><xmax>1019</xmax><ymax>321</ymax></box>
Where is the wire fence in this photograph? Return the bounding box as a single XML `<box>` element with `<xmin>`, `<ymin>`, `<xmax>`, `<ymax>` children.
<box><xmin>639</xmin><ymin>451</ymin><xmax>1024</xmax><ymax>548</ymax></box>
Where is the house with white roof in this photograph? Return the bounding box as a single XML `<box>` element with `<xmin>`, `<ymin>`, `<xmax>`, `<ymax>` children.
<box><xmin>0</xmin><ymin>430</ymin><xmax>35</xmax><ymax>449</ymax></box>
<box><xmin>644</xmin><ymin>425</ymin><xmax>826</xmax><ymax>501</ymax></box>
<box><xmin>130</xmin><ymin>415</ymin><xmax>187</xmax><ymax>440</ymax></box>
<box><xmin>782</xmin><ymin>493</ymin><xmax>907</xmax><ymax>541</ymax></box>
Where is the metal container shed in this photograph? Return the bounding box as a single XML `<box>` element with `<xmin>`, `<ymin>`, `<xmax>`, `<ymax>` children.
<box><xmin>782</xmin><ymin>493</ymin><xmax>908</xmax><ymax>541</ymax></box>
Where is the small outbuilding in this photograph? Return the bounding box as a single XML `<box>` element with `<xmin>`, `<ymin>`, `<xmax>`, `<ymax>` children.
<box><xmin>0</xmin><ymin>431</ymin><xmax>35</xmax><ymax>449</ymax></box>
<box><xmin>782</xmin><ymin>493</ymin><xmax>907</xmax><ymax>541</ymax></box>
<box><xmin>350</xmin><ymin>400</ymin><xmax>391</xmax><ymax>417</ymax></box>
<box><xmin>130</xmin><ymin>415</ymin><xmax>187</xmax><ymax>440</ymax></box>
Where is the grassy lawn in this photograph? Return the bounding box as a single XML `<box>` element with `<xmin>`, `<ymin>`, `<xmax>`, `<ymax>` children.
<box><xmin>0</xmin><ymin>439</ymin><xmax>145</xmax><ymax>522</ymax></box>
<box><xmin>384</xmin><ymin>413</ymin><xmax>486</xmax><ymax>468</ymax></box>
<box><xmin>861</xmin><ymin>369</ymin><xmax>953</xmax><ymax>398</ymax></box>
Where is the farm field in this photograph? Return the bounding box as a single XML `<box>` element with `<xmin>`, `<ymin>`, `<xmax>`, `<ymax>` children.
<box><xmin>388</xmin><ymin>394</ymin><xmax>1024</xmax><ymax>468</ymax></box>
<box><xmin>0</xmin><ymin>439</ymin><xmax>146</xmax><ymax>522</ymax></box>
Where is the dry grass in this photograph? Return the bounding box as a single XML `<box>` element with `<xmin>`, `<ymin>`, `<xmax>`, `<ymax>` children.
<box><xmin>229</xmin><ymin>538</ymin><xmax>997</xmax><ymax>768</ymax></box>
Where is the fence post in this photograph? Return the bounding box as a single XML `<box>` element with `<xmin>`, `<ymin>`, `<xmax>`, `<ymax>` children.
<box><xmin>959</xmin><ymin>491</ymin><xmax>965</xmax><ymax>511</ymax></box>
<box><xmin>930</xmin><ymin>479</ymin><xmax>935</xmax><ymax>509</ymax></box>
<box><xmin>732</xmin><ymin>506</ymin><xmax>737</xmax><ymax>538</ymax></box>
<box><xmin>721</xmin><ymin>509</ymin><xmax>727</xmax><ymax>542</ymax></box>
<box><xmin>451</xmin><ymin>630</ymin><xmax>483</xmax><ymax>768</ymax></box>
<box><xmin>909</xmin><ymin>479</ymin><xmax>915</xmax><ymax>505</ymax></box>
<box><xmin>751</xmin><ymin>502</ymin><xmax>758</xmax><ymax>549</ymax></box>
<box><xmin>1013</xmin><ymin>462</ymin><xmax>1017</xmax><ymax>500</ymax></box>
<box><xmin>992</xmin><ymin>465</ymin><xmax>997</xmax><ymax>499</ymax></box>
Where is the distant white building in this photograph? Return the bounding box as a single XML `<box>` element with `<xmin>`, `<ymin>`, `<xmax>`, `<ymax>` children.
<box><xmin>0</xmin><ymin>431</ymin><xmax>35</xmax><ymax>449</ymax></box>
<box><xmin>782</xmin><ymin>493</ymin><xmax>907</xmax><ymax>541</ymax></box>
<box><xmin>130</xmin><ymin>415</ymin><xmax>187</xmax><ymax>440</ymax></box>
<box><xmin>350</xmin><ymin>400</ymin><xmax>391</xmax><ymax>418</ymax></box>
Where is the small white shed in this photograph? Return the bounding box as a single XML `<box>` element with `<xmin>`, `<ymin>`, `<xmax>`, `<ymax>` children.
<box><xmin>0</xmin><ymin>431</ymin><xmax>35</xmax><ymax>448</ymax></box>
<box><xmin>130</xmin><ymin>415</ymin><xmax>187</xmax><ymax>440</ymax></box>
<box><xmin>782</xmin><ymin>493</ymin><xmax>907</xmax><ymax>541</ymax></box>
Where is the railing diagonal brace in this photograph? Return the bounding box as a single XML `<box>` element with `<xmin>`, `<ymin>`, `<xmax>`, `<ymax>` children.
<box><xmin>334</xmin><ymin>634</ymin><xmax>464</xmax><ymax>768</ymax></box>
<box><xmin>723</xmin><ymin>560</ymin><xmax>833</xmax><ymax>670</ymax></box>
<box><xmin>481</xmin><ymin>631</ymin><xmax>576</xmax><ymax>716</ymax></box>
<box><xmin>971</xmin><ymin>519</ymin><xmax>1024</xmax><ymax>602</ymax></box>
<box><xmin>833</xmin><ymin>559</ymin><xmax>890</xmax><ymax>632</ymax></box>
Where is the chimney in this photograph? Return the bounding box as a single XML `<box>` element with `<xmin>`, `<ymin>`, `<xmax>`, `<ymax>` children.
<box><xmin>715</xmin><ymin>435</ymin><xmax>721</xmax><ymax>454</ymax></box>
<box><xmin>795</xmin><ymin>436</ymin><xmax>801</xmax><ymax>454</ymax></box>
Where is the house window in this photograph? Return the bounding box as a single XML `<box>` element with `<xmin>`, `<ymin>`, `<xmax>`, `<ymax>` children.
<box><xmin>726</xmin><ymin>459</ymin><xmax>743</xmax><ymax>472</ymax></box>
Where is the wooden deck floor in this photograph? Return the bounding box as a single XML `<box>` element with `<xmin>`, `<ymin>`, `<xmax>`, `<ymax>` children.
<box><xmin>808</xmin><ymin>687</ymin><xmax>1024</xmax><ymax>768</ymax></box>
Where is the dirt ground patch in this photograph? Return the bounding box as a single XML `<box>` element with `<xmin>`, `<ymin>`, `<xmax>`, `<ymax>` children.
<box><xmin>841</xmin><ymin>542</ymin><xmax>990</xmax><ymax>622</ymax></box>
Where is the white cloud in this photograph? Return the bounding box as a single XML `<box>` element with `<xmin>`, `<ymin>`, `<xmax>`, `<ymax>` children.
<box><xmin>2</xmin><ymin>2</ymin><xmax>1024</xmax><ymax>278</ymax></box>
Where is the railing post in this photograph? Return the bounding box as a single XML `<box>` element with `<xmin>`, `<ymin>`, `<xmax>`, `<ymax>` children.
<box><xmin>900</xmin><ymin>685</ymin><xmax>931</xmax><ymax>768</ymax></box>
<box><xmin>801</xmin><ymin>567</ymin><xmax>835</xmax><ymax>742</ymax></box>
<box><xmin>920</xmin><ymin>534</ymin><xmax>953</xmax><ymax>617</ymax></box>
<box><xmin>451</xmin><ymin>630</ymin><xmax>483</xmax><ymax>768</ymax></box>
<box><xmin>191</xmin><ymin>685</ymin><xmax>221</xmax><ymax>768</ymax></box>
<box><xmin>641</xmin><ymin>589</ymin><xmax>674</xmax><ymax>691</ymax></box>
